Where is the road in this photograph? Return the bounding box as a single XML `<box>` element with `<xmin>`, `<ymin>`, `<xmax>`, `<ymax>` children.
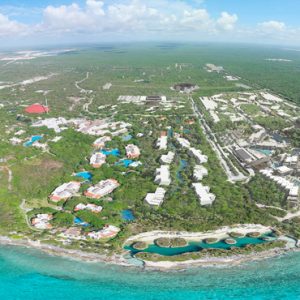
<box><xmin>190</xmin><ymin>96</ymin><xmax>248</xmax><ymax>183</ymax></box>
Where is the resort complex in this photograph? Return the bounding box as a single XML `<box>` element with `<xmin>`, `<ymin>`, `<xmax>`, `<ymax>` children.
<box><xmin>0</xmin><ymin>44</ymin><xmax>299</xmax><ymax>269</ymax></box>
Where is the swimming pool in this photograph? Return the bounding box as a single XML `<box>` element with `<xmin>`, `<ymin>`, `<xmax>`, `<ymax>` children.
<box><xmin>254</xmin><ymin>148</ymin><xmax>273</xmax><ymax>156</ymax></box>
<box><xmin>75</xmin><ymin>171</ymin><xmax>92</xmax><ymax>181</ymax></box>
<box><xmin>23</xmin><ymin>135</ymin><xmax>43</xmax><ymax>147</ymax></box>
<box><xmin>122</xmin><ymin>210</ymin><xmax>136</xmax><ymax>221</ymax></box>
<box><xmin>101</xmin><ymin>149</ymin><xmax>120</xmax><ymax>156</ymax></box>
<box><xmin>74</xmin><ymin>217</ymin><xmax>89</xmax><ymax>227</ymax></box>
<box><xmin>116</xmin><ymin>159</ymin><xmax>134</xmax><ymax>167</ymax></box>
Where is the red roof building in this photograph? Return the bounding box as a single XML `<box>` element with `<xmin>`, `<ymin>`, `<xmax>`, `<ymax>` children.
<box><xmin>25</xmin><ymin>103</ymin><xmax>49</xmax><ymax>114</ymax></box>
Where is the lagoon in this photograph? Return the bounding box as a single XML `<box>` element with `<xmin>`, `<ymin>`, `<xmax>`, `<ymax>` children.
<box><xmin>125</xmin><ymin>234</ymin><xmax>275</xmax><ymax>256</ymax></box>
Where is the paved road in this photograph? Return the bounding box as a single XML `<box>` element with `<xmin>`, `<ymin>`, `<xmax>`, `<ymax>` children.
<box><xmin>190</xmin><ymin>96</ymin><xmax>248</xmax><ymax>183</ymax></box>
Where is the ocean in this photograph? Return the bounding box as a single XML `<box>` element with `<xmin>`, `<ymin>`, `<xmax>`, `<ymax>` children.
<box><xmin>0</xmin><ymin>245</ymin><xmax>299</xmax><ymax>300</ymax></box>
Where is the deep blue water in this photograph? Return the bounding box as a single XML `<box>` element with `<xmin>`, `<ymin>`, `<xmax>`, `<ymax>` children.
<box><xmin>0</xmin><ymin>245</ymin><xmax>299</xmax><ymax>299</ymax></box>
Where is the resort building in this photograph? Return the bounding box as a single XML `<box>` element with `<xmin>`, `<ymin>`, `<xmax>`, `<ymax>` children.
<box><xmin>206</xmin><ymin>64</ymin><xmax>224</xmax><ymax>73</ymax></box>
<box><xmin>156</xmin><ymin>132</ymin><xmax>168</xmax><ymax>150</ymax></box>
<box><xmin>31</xmin><ymin>117</ymin><xmax>68</xmax><ymax>133</ymax></box>
<box><xmin>200</xmin><ymin>97</ymin><xmax>220</xmax><ymax>123</ymax></box>
<box><xmin>155</xmin><ymin>165</ymin><xmax>171</xmax><ymax>186</ymax></box>
<box><xmin>25</xmin><ymin>103</ymin><xmax>49</xmax><ymax>114</ymax></box>
<box><xmin>90</xmin><ymin>152</ymin><xmax>106</xmax><ymax>168</ymax></box>
<box><xmin>59</xmin><ymin>227</ymin><xmax>84</xmax><ymax>240</ymax></box>
<box><xmin>84</xmin><ymin>179</ymin><xmax>120</xmax><ymax>199</ymax></box>
<box><xmin>31</xmin><ymin>214</ymin><xmax>53</xmax><ymax>230</ymax></box>
<box><xmin>145</xmin><ymin>187</ymin><xmax>166</xmax><ymax>206</ymax></box>
<box><xmin>189</xmin><ymin>148</ymin><xmax>208</xmax><ymax>164</ymax></box>
<box><xmin>176</xmin><ymin>136</ymin><xmax>191</xmax><ymax>148</ymax></box>
<box><xmin>111</xmin><ymin>128</ymin><xmax>128</xmax><ymax>137</ymax></box>
<box><xmin>74</xmin><ymin>203</ymin><xmax>103</xmax><ymax>213</ymax></box>
<box><xmin>125</xmin><ymin>144</ymin><xmax>140</xmax><ymax>159</ymax></box>
<box><xmin>275</xmin><ymin>166</ymin><xmax>293</xmax><ymax>176</ymax></box>
<box><xmin>200</xmin><ymin>97</ymin><xmax>218</xmax><ymax>110</ymax></box>
<box><xmin>160</xmin><ymin>151</ymin><xmax>175</xmax><ymax>165</ymax></box>
<box><xmin>87</xmin><ymin>225</ymin><xmax>120</xmax><ymax>239</ymax></box>
<box><xmin>260</xmin><ymin>169</ymin><xmax>300</xmax><ymax>208</ymax></box>
<box><xmin>93</xmin><ymin>136</ymin><xmax>111</xmax><ymax>149</ymax></box>
<box><xmin>234</xmin><ymin>148</ymin><xmax>254</xmax><ymax>164</ymax></box>
<box><xmin>75</xmin><ymin>119</ymin><xmax>131</xmax><ymax>136</ymax></box>
<box><xmin>233</xmin><ymin>147</ymin><xmax>270</xmax><ymax>169</ymax></box>
<box><xmin>192</xmin><ymin>183</ymin><xmax>216</xmax><ymax>206</ymax></box>
<box><xmin>50</xmin><ymin>181</ymin><xmax>81</xmax><ymax>202</ymax></box>
<box><xmin>285</xmin><ymin>155</ymin><xmax>298</xmax><ymax>167</ymax></box>
<box><xmin>193</xmin><ymin>165</ymin><xmax>208</xmax><ymax>181</ymax></box>
<box><xmin>249</xmin><ymin>129</ymin><xmax>266</xmax><ymax>143</ymax></box>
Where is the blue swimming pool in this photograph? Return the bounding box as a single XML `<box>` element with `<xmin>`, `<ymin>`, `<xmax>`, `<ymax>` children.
<box><xmin>23</xmin><ymin>135</ymin><xmax>43</xmax><ymax>147</ymax></box>
<box><xmin>125</xmin><ymin>233</ymin><xmax>275</xmax><ymax>256</ymax></box>
<box><xmin>101</xmin><ymin>149</ymin><xmax>120</xmax><ymax>156</ymax></box>
<box><xmin>75</xmin><ymin>171</ymin><xmax>93</xmax><ymax>181</ymax></box>
<box><xmin>255</xmin><ymin>148</ymin><xmax>273</xmax><ymax>156</ymax></box>
<box><xmin>116</xmin><ymin>159</ymin><xmax>134</xmax><ymax>167</ymax></box>
<box><xmin>122</xmin><ymin>210</ymin><xmax>136</xmax><ymax>221</ymax></box>
<box><xmin>74</xmin><ymin>217</ymin><xmax>89</xmax><ymax>227</ymax></box>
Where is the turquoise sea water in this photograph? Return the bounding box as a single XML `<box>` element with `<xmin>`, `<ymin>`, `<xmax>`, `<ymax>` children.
<box><xmin>0</xmin><ymin>245</ymin><xmax>300</xmax><ymax>300</ymax></box>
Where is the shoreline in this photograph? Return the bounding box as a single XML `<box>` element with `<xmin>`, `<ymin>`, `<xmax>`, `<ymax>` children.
<box><xmin>0</xmin><ymin>235</ymin><xmax>298</xmax><ymax>271</ymax></box>
<box><xmin>0</xmin><ymin>236</ymin><xmax>131</xmax><ymax>268</ymax></box>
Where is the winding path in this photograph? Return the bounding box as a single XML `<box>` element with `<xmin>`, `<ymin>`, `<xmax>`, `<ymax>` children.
<box><xmin>74</xmin><ymin>72</ymin><xmax>95</xmax><ymax>113</ymax></box>
<box><xmin>0</xmin><ymin>166</ymin><xmax>12</xmax><ymax>191</ymax></box>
